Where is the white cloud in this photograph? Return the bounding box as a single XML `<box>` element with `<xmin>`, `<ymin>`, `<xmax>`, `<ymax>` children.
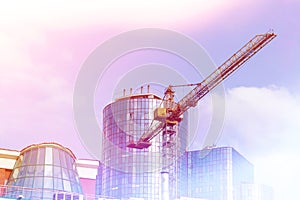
<box><xmin>222</xmin><ymin>86</ymin><xmax>300</xmax><ymax>153</ymax></box>
<box><xmin>254</xmin><ymin>153</ymin><xmax>300</xmax><ymax>200</ymax></box>
<box><xmin>220</xmin><ymin>86</ymin><xmax>300</xmax><ymax>199</ymax></box>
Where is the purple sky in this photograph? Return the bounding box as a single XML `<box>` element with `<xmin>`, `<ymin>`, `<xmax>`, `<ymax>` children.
<box><xmin>1</xmin><ymin>1</ymin><xmax>300</xmax><ymax>199</ymax></box>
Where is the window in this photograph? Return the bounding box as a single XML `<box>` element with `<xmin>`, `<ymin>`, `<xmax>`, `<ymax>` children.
<box><xmin>53</xmin><ymin>148</ymin><xmax>61</xmax><ymax>166</ymax></box>
<box><xmin>33</xmin><ymin>177</ymin><xmax>43</xmax><ymax>188</ymax></box>
<box><xmin>63</xmin><ymin>180</ymin><xmax>71</xmax><ymax>191</ymax></box>
<box><xmin>37</xmin><ymin>148</ymin><xmax>45</xmax><ymax>164</ymax></box>
<box><xmin>45</xmin><ymin>148</ymin><xmax>53</xmax><ymax>165</ymax></box>
<box><xmin>44</xmin><ymin>177</ymin><xmax>53</xmax><ymax>189</ymax></box>
<box><xmin>44</xmin><ymin>165</ymin><xmax>52</xmax><ymax>176</ymax></box>
<box><xmin>30</xmin><ymin>149</ymin><xmax>38</xmax><ymax>165</ymax></box>
<box><xmin>54</xmin><ymin>178</ymin><xmax>63</xmax><ymax>190</ymax></box>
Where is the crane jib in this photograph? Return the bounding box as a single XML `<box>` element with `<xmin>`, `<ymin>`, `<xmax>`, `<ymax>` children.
<box><xmin>127</xmin><ymin>31</ymin><xmax>277</xmax><ymax>149</ymax></box>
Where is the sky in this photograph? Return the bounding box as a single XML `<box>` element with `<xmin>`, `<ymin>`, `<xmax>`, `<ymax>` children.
<box><xmin>1</xmin><ymin>0</ymin><xmax>300</xmax><ymax>199</ymax></box>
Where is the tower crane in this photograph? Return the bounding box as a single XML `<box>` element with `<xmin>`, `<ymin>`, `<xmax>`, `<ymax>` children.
<box><xmin>127</xmin><ymin>31</ymin><xmax>277</xmax><ymax>149</ymax></box>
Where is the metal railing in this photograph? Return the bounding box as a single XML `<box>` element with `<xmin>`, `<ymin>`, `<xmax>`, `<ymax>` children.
<box><xmin>0</xmin><ymin>185</ymin><xmax>118</xmax><ymax>200</ymax></box>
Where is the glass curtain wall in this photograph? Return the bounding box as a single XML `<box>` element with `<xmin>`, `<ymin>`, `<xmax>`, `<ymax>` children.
<box><xmin>187</xmin><ymin>147</ymin><xmax>254</xmax><ymax>200</ymax></box>
<box><xmin>5</xmin><ymin>143</ymin><xmax>82</xmax><ymax>200</ymax></box>
<box><xmin>100</xmin><ymin>94</ymin><xmax>188</xmax><ymax>200</ymax></box>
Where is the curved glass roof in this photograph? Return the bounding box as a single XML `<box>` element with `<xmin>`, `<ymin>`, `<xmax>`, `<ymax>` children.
<box><xmin>5</xmin><ymin>143</ymin><xmax>82</xmax><ymax>200</ymax></box>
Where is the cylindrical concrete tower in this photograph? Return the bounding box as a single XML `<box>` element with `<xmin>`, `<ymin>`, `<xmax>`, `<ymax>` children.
<box><xmin>5</xmin><ymin>143</ymin><xmax>83</xmax><ymax>200</ymax></box>
<box><xmin>100</xmin><ymin>93</ymin><xmax>188</xmax><ymax>200</ymax></box>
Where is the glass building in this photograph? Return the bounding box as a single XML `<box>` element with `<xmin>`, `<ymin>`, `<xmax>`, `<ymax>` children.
<box><xmin>99</xmin><ymin>93</ymin><xmax>188</xmax><ymax>200</ymax></box>
<box><xmin>95</xmin><ymin>93</ymin><xmax>272</xmax><ymax>200</ymax></box>
<box><xmin>97</xmin><ymin>146</ymin><xmax>258</xmax><ymax>200</ymax></box>
<box><xmin>186</xmin><ymin>147</ymin><xmax>254</xmax><ymax>200</ymax></box>
<box><xmin>5</xmin><ymin>143</ymin><xmax>83</xmax><ymax>199</ymax></box>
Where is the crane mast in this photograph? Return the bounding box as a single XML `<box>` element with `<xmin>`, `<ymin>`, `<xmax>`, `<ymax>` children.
<box><xmin>128</xmin><ymin>31</ymin><xmax>276</xmax><ymax>149</ymax></box>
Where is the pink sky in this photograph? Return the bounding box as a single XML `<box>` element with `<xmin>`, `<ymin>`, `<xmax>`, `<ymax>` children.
<box><xmin>1</xmin><ymin>1</ymin><xmax>300</xmax><ymax>199</ymax></box>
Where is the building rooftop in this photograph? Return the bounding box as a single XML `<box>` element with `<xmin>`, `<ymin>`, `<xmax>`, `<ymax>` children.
<box><xmin>0</xmin><ymin>148</ymin><xmax>20</xmax><ymax>170</ymax></box>
<box><xmin>76</xmin><ymin>159</ymin><xmax>99</xmax><ymax>179</ymax></box>
<box><xmin>20</xmin><ymin>142</ymin><xmax>76</xmax><ymax>159</ymax></box>
<box><xmin>114</xmin><ymin>93</ymin><xmax>162</xmax><ymax>102</ymax></box>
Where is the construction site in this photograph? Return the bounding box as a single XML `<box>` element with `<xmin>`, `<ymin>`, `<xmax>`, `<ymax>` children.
<box><xmin>0</xmin><ymin>31</ymin><xmax>276</xmax><ymax>200</ymax></box>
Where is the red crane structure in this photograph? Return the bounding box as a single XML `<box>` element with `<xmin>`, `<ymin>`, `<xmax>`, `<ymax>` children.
<box><xmin>127</xmin><ymin>31</ymin><xmax>277</xmax><ymax>149</ymax></box>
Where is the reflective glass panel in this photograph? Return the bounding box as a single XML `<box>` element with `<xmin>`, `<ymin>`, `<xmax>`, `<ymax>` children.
<box><xmin>53</xmin><ymin>166</ymin><xmax>62</xmax><ymax>178</ymax></box>
<box><xmin>44</xmin><ymin>165</ymin><xmax>53</xmax><ymax>176</ymax></box>
<box><xmin>53</xmin><ymin>178</ymin><xmax>63</xmax><ymax>190</ymax></box>
<box><xmin>29</xmin><ymin>149</ymin><xmax>38</xmax><ymax>165</ymax></box>
<box><xmin>44</xmin><ymin>177</ymin><xmax>53</xmax><ymax>189</ymax></box>
<box><xmin>53</xmin><ymin>148</ymin><xmax>61</xmax><ymax>165</ymax></box>
<box><xmin>45</xmin><ymin>147</ymin><xmax>53</xmax><ymax>164</ymax></box>
<box><xmin>33</xmin><ymin>177</ymin><xmax>43</xmax><ymax>188</ymax></box>
<box><xmin>37</xmin><ymin>148</ymin><xmax>45</xmax><ymax>164</ymax></box>
<box><xmin>63</xmin><ymin>180</ymin><xmax>71</xmax><ymax>191</ymax></box>
<box><xmin>35</xmin><ymin>165</ymin><xmax>44</xmax><ymax>176</ymax></box>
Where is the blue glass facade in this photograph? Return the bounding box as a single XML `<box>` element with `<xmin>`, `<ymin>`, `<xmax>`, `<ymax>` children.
<box><xmin>95</xmin><ymin>94</ymin><xmax>259</xmax><ymax>200</ymax></box>
<box><xmin>186</xmin><ymin>147</ymin><xmax>254</xmax><ymax>200</ymax></box>
<box><xmin>99</xmin><ymin>93</ymin><xmax>188</xmax><ymax>200</ymax></box>
<box><xmin>96</xmin><ymin>146</ymin><xmax>255</xmax><ymax>200</ymax></box>
<box><xmin>95</xmin><ymin>163</ymin><xmax>103</xmax><ymax>197</ymax></box>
